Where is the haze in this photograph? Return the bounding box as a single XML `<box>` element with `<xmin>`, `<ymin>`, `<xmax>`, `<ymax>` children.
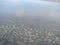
<box><xmin>0</xmin><ymin>0</ymin><xmax>60</xmax><ymax>45</ymax></box>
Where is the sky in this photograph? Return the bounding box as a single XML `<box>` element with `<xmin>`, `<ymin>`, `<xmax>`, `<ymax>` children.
<box><xmin>0</xmin><ymin>0</ymin><xmax>60</xmax><ymax>10</ymax></box>
<box><xmin>42</xmin><ymin>0</ymin><xmax>60</xmax><ymax>2</ymax></box>
<box><xmin>0</xmin><ymin>0</ymin><xmax>60</xmax><ymax>17</ymax></box>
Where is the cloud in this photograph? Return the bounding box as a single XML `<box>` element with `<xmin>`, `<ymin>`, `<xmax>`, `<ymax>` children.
<box><xmin>42</xmin><ymin>0</ymin><xmax>60</xmax><ymax>2</ymax></box>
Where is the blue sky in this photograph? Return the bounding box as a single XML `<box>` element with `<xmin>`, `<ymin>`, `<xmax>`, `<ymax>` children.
<box><xmin>0</xmin><ymin>0</ymin><xmax>60</xmax><ymax>9</ymax></box>
<box><xmin>0</xmin><ymin>0</ymin><xmax>60</xmax><ymax>16</ymax></box>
